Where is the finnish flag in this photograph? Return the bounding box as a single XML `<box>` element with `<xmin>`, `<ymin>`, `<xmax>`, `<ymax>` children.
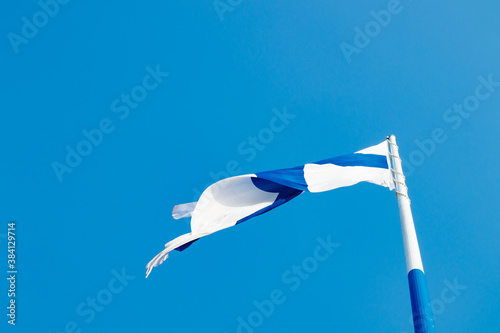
<box><xmin>146</xmin><ymin>140</ymin><xmax>395</xmax><ymax>277</ymax></box>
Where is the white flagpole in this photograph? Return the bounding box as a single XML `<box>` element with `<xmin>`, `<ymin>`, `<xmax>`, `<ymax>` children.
<box><xmin>387</xmin><ymin>135</ymin><xmax>436</xmax><ymax>333</ymax></box>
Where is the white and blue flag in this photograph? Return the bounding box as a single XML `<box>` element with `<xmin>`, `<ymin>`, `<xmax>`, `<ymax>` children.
<box><xmin>146</xmin><ymin>140</ymin><xmax>394</xmax><ymax>277</ymax></box>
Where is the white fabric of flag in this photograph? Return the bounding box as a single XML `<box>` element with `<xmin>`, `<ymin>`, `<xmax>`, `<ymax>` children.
<box><xmin>146</xmin><ymin>140</ymin><xmax>394</xmax><ymax>277</ymax></box>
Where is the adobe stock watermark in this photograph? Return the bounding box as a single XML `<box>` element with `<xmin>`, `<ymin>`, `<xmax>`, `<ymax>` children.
<box><xmin>401</xmin><ymin>277</ymin><xmax>466</xmax><ymax>333</ymax></box>
<box><xmin>51</xmin><ymin>64</ymin><xmax>169</xmax><ymax>183</ymax></box>
<box><xmin>226</xmin><ymin>235</ymin><xmax>340</xmax><ymax>333</ymax></box>
<box><xmin>339</xmin><ymin>0</ymin><xmax>410</xmax><ymax>64</ymax></box>
<box><xmin>401</xmin><ymin>74</ymin><xmax>500</xmax><ymax>176</ymax></box>
<box><xmin>190</xmin><ymin>106</ymin><xmax>296</xmax><ymax>203</ymax></box>
<box><xmin>7</xmin><ymin>0</ymin><xmax>72</xmax><ymax>54</ymax></box>
<box><xmin>49</xmin><ymin>267</ymin><xmax>135</xmax><ymax>333</ymax></box>
<box><xmin>213</xmin><ymin>0</ymin><xmax>243</xmax><ymax>21</ymax></box>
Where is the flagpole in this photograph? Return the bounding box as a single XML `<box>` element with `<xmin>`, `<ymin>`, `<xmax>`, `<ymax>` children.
<box><xmin>387</xmin><ymin>135</ymin><xmax>436</xmax><ymax>333</ymax></box>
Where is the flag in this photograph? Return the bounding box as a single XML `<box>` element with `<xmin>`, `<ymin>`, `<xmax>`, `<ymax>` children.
<box><xmin>146</xmin><ymin>140</ymin><xmax>394</xmax><ymax>277</ymax></box>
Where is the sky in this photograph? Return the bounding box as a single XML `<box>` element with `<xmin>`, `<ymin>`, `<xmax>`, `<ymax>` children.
<box><xmin>1</xmin><ymin>1</ymin><xmax>499</xmax><ymax>332</ymax></box>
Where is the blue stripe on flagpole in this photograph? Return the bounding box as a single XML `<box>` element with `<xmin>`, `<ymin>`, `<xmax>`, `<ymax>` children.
<box><xmin>408</xmin><ymin>269</ymin><xmax>436</xmax><ymax>333</ymax></box>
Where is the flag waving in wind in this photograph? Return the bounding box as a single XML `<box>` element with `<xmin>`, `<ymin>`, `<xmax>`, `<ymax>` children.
<box><xmin>146</xmin><ymin>140</ymin><xmax>395</xmax><ymax>277</ymax></box>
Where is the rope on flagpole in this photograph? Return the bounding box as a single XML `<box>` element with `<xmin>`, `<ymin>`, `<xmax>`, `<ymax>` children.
<box><xmin>389</xmin><ymin>170</ymin><xmax>411</xmax><ymax>204</ymax></box>
<box><xmin>389</xmin><ymin>152</ymin><xmax>401</xmax><ymax>161</ymax></box>
<box><xmin>387</xmin><ymin>137</ymin><xmax>412</xmax><ymax>204</ymax></box>
<box><xmin>390</xmin><ymin>168</ymin><xmax>406</xmax><ymax>179</ymax></box>
<box><xmin>391</xmin><ymin>176</ymin><xmax>408</xmax><ymax>188</ymax></box>
<box><xmin>395</xmin><ymin>190</ymin><xmax>411</xmax><ymax>204</ymax></box>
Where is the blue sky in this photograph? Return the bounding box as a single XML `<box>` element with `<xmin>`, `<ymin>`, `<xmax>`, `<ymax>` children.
<box><xmin>1</xmin><ymin>1</ymin><xmax>499</xmax><ymax>332</ymax></box>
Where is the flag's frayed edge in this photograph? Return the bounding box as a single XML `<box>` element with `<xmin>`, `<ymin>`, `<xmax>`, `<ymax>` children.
<box><xmin>145</xmin><ymin>232</ymin><xmax>202</xmax><ymax>278</ymax></box>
